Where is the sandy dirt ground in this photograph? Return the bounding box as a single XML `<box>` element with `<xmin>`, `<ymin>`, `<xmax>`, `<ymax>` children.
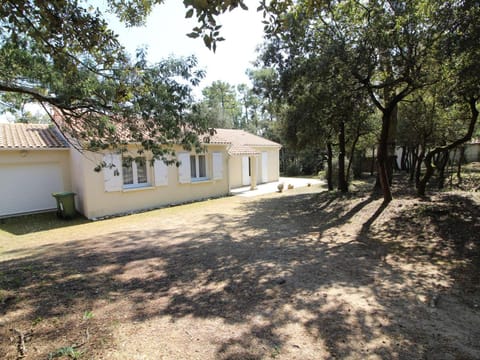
<box><xmin>1</xmin><ymin>180</ymin><xmax>479</xmax><ymax>359</ymax></box>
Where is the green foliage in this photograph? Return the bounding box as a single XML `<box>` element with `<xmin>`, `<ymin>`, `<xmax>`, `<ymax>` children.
<box><xmin>199</xmin><ymin>81</ymin><xmax>241</xmax><ymax>128</ymax></box>
<box><xmin>247</xmin><ymin>67</ymin><xmax>280</xmax><ymax>123</ymax></box>
<box><xmin>253</xmin><ymin>6</ymin><xmax>375</xmax><ymax>191</ymax></box>
<box><xmin>31</xmin><ymin>316</ymin><xmax>44</xmax><ymax>326</ymax></box>
<box><xmin>392</xmin><ymin>0</ymin><xmax>480</xmax><ymax>195</ymax></box>
<box><xmin>282</xmin><ymin>149</ymin><xmax>324</xmax><ymax>177</ymax></box>
<box><xmin>83</xmin><ymin>310</ymin><xmax>94</xmax><ymax>320</ymax></box>
<box><xmin>237</xmin><ymin>83</ymin><xmax>262</xmax><ymax>129</ymax></box>
<box><xmin>14</xmin><ymin>110</ymin><xmax>51</xmax><ymax>124</ymax></box>
<box><xmin>325</xmin><ymin>158</ymin><xmax>350</xmax><ymax>188</ymax></box>
<box><xmin>253</xmin><ymin>0</ymin><xmax>479</xmax><ymax>196</ymax></box>
<box><xmin>108</xmin><ymin>0</ymin><xmax>253</xmax><ymax>52</ymax></box>
<box><xmin>48</xmin><ymin>346</ymin><xmax>83</xmax><ymax>360</ymax></box>
<box><xmin>195</xmin><ymin>77</ymin><xmax>282</xmax><ymax>135</ymax></box>
<box><xmin>285</xmin><ymin>162</ymin><xmax>301</xmax><ymax>177</ymax></box>
<box><xmin>0</xmin><ymin>0</ymin><xmax>208</xmax><ymax>163</ymax></box>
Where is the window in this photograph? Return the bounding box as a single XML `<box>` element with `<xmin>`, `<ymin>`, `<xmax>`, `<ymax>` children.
<box><xmin>178</xmin><ymin>152</ymin><xmax>211</xmax><ymax>184</ymax></box>
<box><xmin>190</xmin><ymin>154</ymin><xmax>207</xmax><ymax>181</ymax></box>
<box><xmin>190</xmin><ymin>155</ymin><xmax>197</xmax><ymax>178</ymax></box>
<box><xmin>122</xmin><ymin>156</ymin><xmax>149</xmax><ymax>188</ymax></box>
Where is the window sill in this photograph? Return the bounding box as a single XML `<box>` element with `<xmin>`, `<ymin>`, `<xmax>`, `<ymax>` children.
<box><xmin>190</xmin><ymin>178</ymin><xmax>213</xmax><ymax>184</ymax></box>
<box><xmin>122</xmin><ymin>184</ymin><xmax>154</xmax><ymax>192</ymax></box>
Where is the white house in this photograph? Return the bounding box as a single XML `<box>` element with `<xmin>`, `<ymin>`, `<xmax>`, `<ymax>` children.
<box><xmin>0</xmin><ymin>123</ymin><xmax>281</xmax><ymax>219</ymax></box>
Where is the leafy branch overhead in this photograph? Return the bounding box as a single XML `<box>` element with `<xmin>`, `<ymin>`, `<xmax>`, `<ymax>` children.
<box><xmin>107</xmin><ymin>0</ymin><xmax>251</xmax><ymax>52</ymax></box>
<box><xmin>182</xmin><ymin>0</ymin><xmax>248</xmax><ymax>51</ymax></box>
<box><xmin>109</xmin><ymin>0</ymin><xmax>282</xmax><ymax>52</ymax></box>
<box><xmin>0</xmin><ymin>0</ymin><xmax>210</xmax><ymax>158</ymax></box>
<box><xmin>0</xmin><ymin>0</ymin><xmax>263</xmax><ymax>158</ymax></box>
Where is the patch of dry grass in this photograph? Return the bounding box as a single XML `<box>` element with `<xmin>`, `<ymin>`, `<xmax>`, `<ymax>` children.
<box><xmin>0</xmin><ymin>212</ymin><xmax>90</xmax><ymax>236</ymax></box>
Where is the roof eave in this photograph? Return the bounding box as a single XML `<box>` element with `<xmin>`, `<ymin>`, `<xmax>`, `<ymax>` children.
<box><xmin>0</xmin><ymin>147</ymin><xmax>70</xmax><ymax>151</ymax></box>
<box><xmin>245</xmin><ymin>144</ymin><xmax>282</xmax><ymax>148</ymax></box>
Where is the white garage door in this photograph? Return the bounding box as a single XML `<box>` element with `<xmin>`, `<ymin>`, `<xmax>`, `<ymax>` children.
<box><xmin>0</xmin><ymin>163</ymin><xmax>64</xmax><ymax>217</ymax></box>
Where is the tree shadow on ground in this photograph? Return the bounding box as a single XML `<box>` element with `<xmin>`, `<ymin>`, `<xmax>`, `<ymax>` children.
<box><xmin>1</xmin><ymin>185</ymin><xmax>479</xmax><ymax>359</ymax></box>
<box><xmin>355</xmin><ymin>191</ymin><xmax>480</xmax><ymax>359</ymax></box>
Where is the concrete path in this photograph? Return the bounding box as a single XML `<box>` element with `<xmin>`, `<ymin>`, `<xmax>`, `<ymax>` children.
<box><xmin>230</xmin><ymin>177</ymin><xmax>324</xmax><ymax>197</ymax></box>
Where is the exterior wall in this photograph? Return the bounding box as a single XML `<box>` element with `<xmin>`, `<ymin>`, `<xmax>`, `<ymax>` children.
<box><xmin>448</xmin><ymin>144</ymin><xmax>480</xmax><ymax>164</ymax></box>
<box><xmin>228</xmin><ymin>155</ymin><xmax>245</xmax><ymax>189</ymax></box>
<box><xmin>257</xmin><ymin>147</ymin><xmax>280</xmax><ymax>183</ymax></box>
<box><xmin>76</xmin><ymin>144</ymin><xmax>230</xmax><ymax>219</ymax></box>
<box><xmin>398</xmin><ymin>144</ymin><xmax>479</xmax><ymax>166</ymax></box>
<box><xmin>0</xmin><ymin>149</ymin><xmax>71</xmax><ymax>216</ymax></box>
<box><xmin>70</xmin><ymin>147</ymin><xmax>94</xmax><ymax>216</ymax></box>
<box><xmin>465</xmin><ymin>143</ymin><xmax>480</xmax><ymax>162</ymax></box>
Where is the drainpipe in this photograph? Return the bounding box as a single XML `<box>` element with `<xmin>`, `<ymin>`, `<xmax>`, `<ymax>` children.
<box><xmin>227</xmin><ymin>152</ymin><xmax>232</xmax><ymax>194</ymax></box>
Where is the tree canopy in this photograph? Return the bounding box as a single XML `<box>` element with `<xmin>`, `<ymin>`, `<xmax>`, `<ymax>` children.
<box><xmin>198</xmin><ymin>81</ymin><xmax>241</xmax><ymax>128</ymax></box>
<box><xmin>0</xmin><ymin>0</ymin><xmax>209</xmax><ymax>160</ymax></box>
<box><xmin>250</xmin><ymin>0</ymin><xmax>479</xmax><ymax>199</ymax></box>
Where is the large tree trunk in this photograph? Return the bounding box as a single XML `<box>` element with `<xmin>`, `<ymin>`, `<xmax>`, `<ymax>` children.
<box><xmin>400</xmin><ymin>146</ymin><xmax>408</xmax><ymax>171</ymax></box>
<box><xmin>326</xmin><ymin>142</ymin><xmax>334</xmax><ymax>191</ymax></box>
<box><xmin>370</xmin><ymin>146</ymin><xmax>376</xmax><ymax>176</ymax></box>
<box><xmin>415</xmin><ymin>145</ymin><xmax>425</xmax><ymax>188</ymax></box>
<box><xmin>377</xmin><ymin>111</ymin><xmax>394</xmax><ymax>203</ymax></box>
<box><xmin>347</xmin><ymin>123</ymin><xmax>362</xmax><ymax>183</ymax></box>
<box><xmin>386</xmin><ymin>104</ymin><xmax>398</xmax><ymax>184</ymax></box>
<box><xmin>409</xmin><ymin>145</ymin><xmax>418</xmax><ymax>182</ymax></box>
<box><xmin>338</xmin><ymin>121</ymin><xmax>348</xmax><ymax>192</ymax></box>
<box><xmin>352</xmin><ymin>149</ymin><xmax>364</xmax><ymax>179</ymax></box>
<box><xmin>357</xmin><ymin>44</ymin><xmax>415</xmax><ymax>201</ymax></box>
<box><xmin>456</xmin><ymin>146</ymin><xmax>466</xmax><ymax>183</ymax></box>
<box><xmin>418</xmin><ymin>97</ymin><xmax>478</xmax><ymax>196</ymax></box>
<box><xmin>436</xmin><ymin>150</ymin><xmax>449</xmax><ymax>189</ymax></box>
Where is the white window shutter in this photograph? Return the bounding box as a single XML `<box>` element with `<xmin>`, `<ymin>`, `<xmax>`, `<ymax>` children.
<box><xmin>104</xmin><ymin>153</ymin><xmax>122</xmax><ymax>192</ymax></box>
<box><xmin>212</xmin><ymin>152</ymin><xmax>223</xmax><ymax>180</ymax></box>
<box><xmin>177</xmin><ymin>152</ymin><xmax>191</xmax><ymax>184</ymax></box>
<box><xmin>154</xmin><ymin>160</ymin><xmax>169</xmax><ymax>186</ymax></box>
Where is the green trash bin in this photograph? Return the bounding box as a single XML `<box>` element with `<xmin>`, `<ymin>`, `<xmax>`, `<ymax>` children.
<box><xmin>52</xmin><ymin>192</ymin><xmax>77</xmax><ymax>219</ymax></box>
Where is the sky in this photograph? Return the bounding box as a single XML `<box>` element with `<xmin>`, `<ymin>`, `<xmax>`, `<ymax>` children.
<box><xmin>0</xmin><ymin>0</ymin><xmax>265</xmax><ymax>122</ymax></box>
<box><xmin>105</xmin><ymin>0</ymin><xmax>265</xmax><ymax>94</ymax></box>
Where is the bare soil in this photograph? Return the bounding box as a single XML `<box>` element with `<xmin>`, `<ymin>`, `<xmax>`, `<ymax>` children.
<box><xmin>1</xmin><ymin>177</ymin><xmax>479</xmax><ymax>359</ymax></box>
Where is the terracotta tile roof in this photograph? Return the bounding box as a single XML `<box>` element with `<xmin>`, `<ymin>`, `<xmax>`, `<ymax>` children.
<box><xmin>52</xmin><ymin>109</ymin><xmax>280</xmax><ymax>155</ymax></box>
<box><xmin>0</xmin><ymin>123</ymin><xmax>69</xmax><ymax>150</ymax></box>
<box><xmin>228</xmin><ymin>145</ymin><xmax>260</xmax><ymax>155</ymax></box>
<box><xmin>209</xmin><ymin>129</ymin><xmax>281</xmax><ymax>155</ymax></box>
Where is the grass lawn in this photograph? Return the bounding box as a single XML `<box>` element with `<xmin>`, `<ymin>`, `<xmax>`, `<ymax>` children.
<box><xmin>0</xmin><ymin>211</ymin><xmax>91</xmax><ymax>236</ymax></box>
<box><xmin>1</xmin><ymin>178</ymin><xmax>479</xmax><ymax>359</ymax></box>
